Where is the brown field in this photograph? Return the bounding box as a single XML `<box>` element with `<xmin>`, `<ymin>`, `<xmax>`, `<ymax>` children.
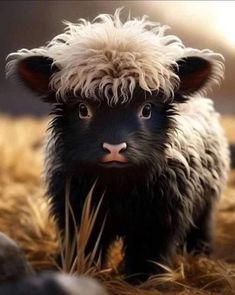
<box><xmin>0</xmin><ymin>115</ymin><xmax>234</xmax><ymax>294</ymax></box>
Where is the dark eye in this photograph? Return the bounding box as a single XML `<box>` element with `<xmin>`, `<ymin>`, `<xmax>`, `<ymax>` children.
<box><xmin>140</xmin><ymin>103</ymin><xmax>152</xmax><ymax>119</ymax></box>
<box><xmin>78</xmin><ymin>103</ymin><xmax>92</xmax><ymax>119</ymax></box>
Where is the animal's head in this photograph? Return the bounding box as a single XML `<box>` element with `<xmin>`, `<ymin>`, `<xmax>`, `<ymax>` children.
<box><xmin>6</xmin><ymin>10</ymin><xmax>224</xmax><ymax>181</ymax></box>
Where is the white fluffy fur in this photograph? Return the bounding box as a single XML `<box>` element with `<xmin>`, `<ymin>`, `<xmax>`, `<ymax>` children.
<box><xmin>165</xmin><ymin>97</ymin><xmax>230</xmax><ymax>225</ymax></box>
<box><xmin>6</xmin><ymin>9</ymin><xmax>224</xmax><ymax>105</ymax></box>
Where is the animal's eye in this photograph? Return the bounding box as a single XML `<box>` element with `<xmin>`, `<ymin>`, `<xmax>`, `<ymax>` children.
<box><xmin>78</xmin><ymin>103</ymin><xmax>92</xmax><ymax>119</ymax></box>
<box><xmin>139</xmin><ymin>103</ymin><xmax>152</xmax><ymax>119</ymax></box>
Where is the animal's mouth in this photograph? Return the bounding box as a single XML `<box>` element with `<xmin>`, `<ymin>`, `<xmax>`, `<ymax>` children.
<box><xmin>99</xmin><ymin>152</ymin><xmax>128</xmax><ymax>167</ymax></box>
<box><xmin>98</xmin><ymin>161</ymin><xmax>129</xmax><ymax>168</ymax></box>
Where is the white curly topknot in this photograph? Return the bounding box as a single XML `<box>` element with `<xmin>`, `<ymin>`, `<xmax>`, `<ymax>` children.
<box><xmin>6</xmin><ymin>8</ymin><xmax>224</xmax><ymax>105</ymax></box>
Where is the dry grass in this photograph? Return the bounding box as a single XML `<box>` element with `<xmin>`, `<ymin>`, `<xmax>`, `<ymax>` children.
<box><xmin>0</xmin><ymin>114</ymin><xmax>234</xmax><ymax>294</ymax></box>
<box><xmin>58</xmin><ymin>180</ymin><xmax>107</xmax><ymax>276</ymax></box>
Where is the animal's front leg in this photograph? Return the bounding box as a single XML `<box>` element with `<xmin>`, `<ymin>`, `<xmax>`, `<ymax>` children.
<box><xmin>124</xmin><ymin>231</ymin><xmax>175</xmax><ymax>282</ymax></box>
<box><xmin>84</xmin><ymin>217</ymin><xmax>117</xmax><ymax>268</ymax></box>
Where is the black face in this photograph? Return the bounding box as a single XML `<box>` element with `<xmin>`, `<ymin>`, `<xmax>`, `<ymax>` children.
<box><xmin>50</xmin><ymin>91</ymin><xmax>175</xmax><ymax>182</ymax></box>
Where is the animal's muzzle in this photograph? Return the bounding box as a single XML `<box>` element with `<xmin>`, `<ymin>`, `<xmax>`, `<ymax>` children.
<box><xmin>100</xmin><ymin>142</ymin><xmax>128</xmax><ymax>163</ymax></box>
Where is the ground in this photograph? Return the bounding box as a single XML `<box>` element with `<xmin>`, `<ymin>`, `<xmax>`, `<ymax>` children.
<box><xmin>0</xmin><ymin>115</ymin><xmax>234</xmax><ymax>294</ymax></box>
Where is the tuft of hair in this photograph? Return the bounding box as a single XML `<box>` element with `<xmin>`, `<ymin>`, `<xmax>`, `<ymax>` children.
<box><xmin>6</xmin><ymin>8</ymin><xmax>224</xmax><ymax>105</ymax></box>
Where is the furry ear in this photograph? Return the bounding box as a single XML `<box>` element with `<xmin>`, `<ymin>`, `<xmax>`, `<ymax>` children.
<box><xmin>17</xmin><ymin>55</ymin><xmax>59</xmax><ymax>99</ymax></box>
<box><xmin>174</xmin><ymin>56</ymin><xmax>212</xmax><ymax>96</ymax></box>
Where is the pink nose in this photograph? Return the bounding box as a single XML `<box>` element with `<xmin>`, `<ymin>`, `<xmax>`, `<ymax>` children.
<box><xmin>103</xmin><ymin>142</ymin><xmax>127</xmax><ymax>154</ymax></box>
<box><xmin>101</xmin><ymin>142</ymin><xmax>128</xmax><ymax>163</ymax></box>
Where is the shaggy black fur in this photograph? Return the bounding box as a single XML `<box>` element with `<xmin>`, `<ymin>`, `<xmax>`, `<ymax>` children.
<box><xmin>47</xmin><ymin>90</ymin><xmax>214</xmax><ymax>280</ymax></box>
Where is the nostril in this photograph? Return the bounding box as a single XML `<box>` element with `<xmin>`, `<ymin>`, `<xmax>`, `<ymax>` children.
<box><xmin>119</xmin><ymin>142</ymin><xmax>127</xmax><ymax>153</ymax></box>
<box><xmin>102</xmin><ymin>143</ymin><xmax>111</xmax><ymax>153</ymax></box>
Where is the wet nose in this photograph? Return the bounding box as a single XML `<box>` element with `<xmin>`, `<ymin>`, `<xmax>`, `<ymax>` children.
<box><xmin>102</xmin><ymin>142</ymin><xmax>127</xmax><ymax>154</ymax></box>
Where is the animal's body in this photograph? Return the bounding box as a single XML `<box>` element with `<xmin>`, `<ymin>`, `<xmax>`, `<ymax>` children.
<box><xmin>7</xmin><ymin>10</ymin><xmax>230</xmax><ymax>279</ymax></box>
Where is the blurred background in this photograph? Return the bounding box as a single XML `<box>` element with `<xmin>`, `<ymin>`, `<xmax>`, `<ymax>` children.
<box><xmin>0</xmin><ymin>1</ymin><xmax>234</xmax><ymax>116</ymax></box>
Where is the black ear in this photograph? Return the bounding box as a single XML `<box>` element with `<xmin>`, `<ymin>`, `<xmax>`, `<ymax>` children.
<box><xmin>174</xmin><ymin>56</ymin><xmax>212</xmax><ymax>97</ymax></box>
<box><xmin>17</xmin><ymin>55</ymin><xmax>59</xmax><ymax>100</ymax></box>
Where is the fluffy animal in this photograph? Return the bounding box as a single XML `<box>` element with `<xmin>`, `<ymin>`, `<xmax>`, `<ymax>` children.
<box><xmin>7</xmin><ymin>9</ymin><xmax>230</xmax><ymax>280</ymax></box>
<box><xmin>0</xmin><ymin>232</ymin><xmax>107</xmax><ymax>295</ymax></box>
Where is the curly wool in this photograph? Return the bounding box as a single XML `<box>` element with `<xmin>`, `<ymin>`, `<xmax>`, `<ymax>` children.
<box><xmin>6</xmin><ymin>9</ymin><xmax>224</xmax><ymax>105</ymax></box>
<box><xmin>165</xmin><ymin>97</ymin><xmax>230</xmax><ymax>227</ymax></box>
